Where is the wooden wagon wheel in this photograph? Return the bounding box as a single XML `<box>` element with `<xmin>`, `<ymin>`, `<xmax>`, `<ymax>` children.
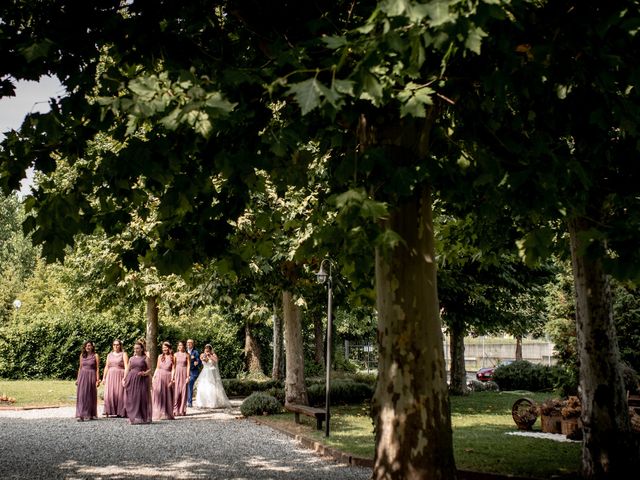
<box><xmin>512</xmin><ymin>397</ymin><xmax>538</xmax><ymax>430</ymax></box>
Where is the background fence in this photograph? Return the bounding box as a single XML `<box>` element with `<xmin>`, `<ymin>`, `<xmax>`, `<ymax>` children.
<box><xmin>341</xmin><ymin>336</ymin><xmax>556</xmax><ymax>373</ymax></box>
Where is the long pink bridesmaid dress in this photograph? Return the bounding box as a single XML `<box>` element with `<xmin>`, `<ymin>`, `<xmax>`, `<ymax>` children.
<box><xmin>173</xmin><ymin>351</ymin><xmax>188</xmax><ymax>416</ymax></box>
<box><xmin>103</xmin><ymin>351</ymin><xmax>126</xmax><ymax>417</ymax></box>
<box><xmin>123</xmin><ymin>355</ymin><xmax>151</xmax><ymax>424</ymax></box>
<box><xmin>152</xmin><ymin>354</ymin><xmax>175</xmax><ymax>420</ymax></box>
<box><xmin>76</xmin><ymin>353</ymin><xmax>98</xmax><ymax>421</ymax></box>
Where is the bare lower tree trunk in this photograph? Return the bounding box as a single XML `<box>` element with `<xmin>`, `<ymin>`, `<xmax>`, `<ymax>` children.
<box><xmin>515</xmin><ymin>335</ymin><xmax>523</xmax><ymax>361</ymax></box>
<box><xmin>449</xmin><ymin>320</ymin><xmax>467</xmax><ymax>395</ymax></box>
<box><xmin>568</xmin><ymin>216</ymin><xmax>639</xmax><ymax>478</ymax></box>
<box><xmin>313</xmin><ymin>314</ymin><xmax>325</xmax><ymax>368</ymax></box>
<box><xmin>373</xmin><ymin>187</ymin><xmax>457</xmax><ymax>480</ymax></box>
<box><xmin>283</xmin><ymin>290</ymin><xmax>308</xmax><ymax>405</ymax></box>
<box><xmin>145</xmin><ymin>295</ymin><xmax>158</xmax><ymax>376</ymax></box>
<box><xmin>244</xmin><ymin>321</ymin><xmax>263</xmax><ymax>376</ymax></box>
<box><xmin>272</xmin><ymin>302</ymin><xmax>284</xmax><ymax>381</ymax></box>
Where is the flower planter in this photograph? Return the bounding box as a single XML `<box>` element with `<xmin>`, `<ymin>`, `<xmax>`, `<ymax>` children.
<box><xmin>541</xmin><ymin>413</ymin><xmax>563</xmax><ymax>434</ymax></box>
<box><xmin>561</xmin><ymin>417</ymin><xmax>580</xmax><ymax>437</ymax></box>
<box><xmin>512</xmin><ymin>397</ymin><xmax>538</xmax><ymax>431</ymax></box>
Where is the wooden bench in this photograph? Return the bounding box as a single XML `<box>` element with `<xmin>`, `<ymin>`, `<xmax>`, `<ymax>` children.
<box><xmin>628</xmin><ymin>392</ymin><xmax>640</xmax><ymax>414</ymax></box>
<box><xmin>284</xmin><ymin>403</ymin><xmax>326</xmax><ymax>430</ymax></box>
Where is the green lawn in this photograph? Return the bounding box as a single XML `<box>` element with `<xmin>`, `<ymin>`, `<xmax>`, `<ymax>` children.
<box><xmin>0</xmin><ymin>379</ymin><xmax>78</xmax><ymax>407</ymax></box>
<box><xmin>265</xmin><ymin>391</ymin><xmax>580</xmax><ymax>479</ymax></box>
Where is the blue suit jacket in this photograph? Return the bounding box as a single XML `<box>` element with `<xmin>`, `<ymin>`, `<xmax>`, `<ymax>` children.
<box><xmin>188</xmin><ymin>349</ymin><xmax>201</xmax><ymax>377</ymax></box>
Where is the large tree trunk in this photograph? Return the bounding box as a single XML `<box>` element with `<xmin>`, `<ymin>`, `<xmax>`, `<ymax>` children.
<box><xmin>244</xmin><ymin>321</ymin><xmax>263</xmax><ymax>376</ymax></box>
<box><xmin>313</xmin><ymin>314</ymin><xmax>325</xmax><ymax>368</ymax></box>
<box><xmin>568</xmin><ymin>216</ymin><xmax>639</xmax><ymax>478</ymax></box>
<box><xmin>272</xmin><ymin>302</ymin><xmax>284</xmax><ymax>381</ymax></box>
<box><xmin>283</xmin><ymin>290</ymin><xmax>308</xmax><ymax>405</ymax></box>
<box><xmin>373</xmin><ymin>186</ymin><xmax>457</xmax><ymax>480</ymax></box>
<box><xmin>449</xmin><ymin>320</ymin><xmax>467</xmax><ymax>395</ymax></box>
<box><xmin>145</xmin><ymin>295</ymin><xmax>159</xmax><ymax>376</ymax></box>
<box><xmin>515</xmin><ymin>335</ymin><xmax>523</xmax><ymax>361</ymax></box>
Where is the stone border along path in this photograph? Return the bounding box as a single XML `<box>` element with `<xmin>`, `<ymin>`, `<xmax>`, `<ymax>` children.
<box><xmin>0</xmin><ymin>400</ymin><xmax>371</xmax><ymax>480</ymax></box>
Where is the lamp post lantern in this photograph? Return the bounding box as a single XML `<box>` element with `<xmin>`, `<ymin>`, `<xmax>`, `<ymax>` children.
<box><xmin>316</xmin><ymin>258</ymin><xmax>333</xmax><ymax>437</ymax></box>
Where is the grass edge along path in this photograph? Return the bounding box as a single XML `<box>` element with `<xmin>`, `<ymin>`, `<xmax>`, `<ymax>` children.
<box><xmin>254</xmin><ymin>392</ymin><xmax>581</xmax><ymax>480</ymax></box>
<box><xmin>0</xmin><ymin>379</ymin><xmax>78</xmax><ymax>408</ymax></box>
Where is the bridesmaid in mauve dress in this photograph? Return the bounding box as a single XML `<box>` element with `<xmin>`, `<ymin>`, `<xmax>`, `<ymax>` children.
<box><xmin>152</xmin><ymin>341</ymin><xmax>175</xmax><ymax>420</ymax></box>
<box><xmin>123</xmin><ymin>341</ymin><xmax>152</xmax><ymax>424</ymax></box>
<box><xmin>75</xmin><ymin>341</ymin><xmax>100</xmax><ymax>421</ymax></box>
<box><xmin>102</xmin><ymin>339</ymin><xmax>128</xmax><ymax>417</ymax></box>
<box><xmin>173</xmin><ymin>341</ymin><xmax>190</xmax><ymax>416</ymax></box>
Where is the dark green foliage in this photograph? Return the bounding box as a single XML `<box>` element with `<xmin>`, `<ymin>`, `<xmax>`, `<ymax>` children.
<box><xmin>222</xmin><ymin>378</ymin><xmax>283</xmax><ymax>397</ymax></box>
<box><xmin>467</xmin><ymin>380</ymin><xmax>499</xmax><ymax>392</ymax></box>
<box><xmin>621</xmin><ymin>364</ymin><xmax>640</xmax><ymax>395</ymax></box>
<box><xmin>0</xmin><ymin>310</ymin><xmax>244</xmax><ymax>379</ymax></box>
<box><xmin>491</xmin><ymin>360</ymin><xmax>564</xmax><ymax>392</ymax></box>
<box><xmin>0</xmin><ymin>313</ymin><xmax>144</xmax><ymax>379</ymax></box>
<box><xmin>239</xmin><ymin>392</ymin><xmax>282</xmax><ymax>417</ymax></box>
<box><xmin>613</xmin><ymin>282</ymin><xmax>640</xmax><ymax>373</ymax></box>
<box><xmin>550</xmin><ymin>365</ymin><xmax>578</xmax><ymax>398</ymax></box>
<box><xmin>306</xmin><ymin>378</ymin><xmax>373</xmax><ymax>407</ymax></box>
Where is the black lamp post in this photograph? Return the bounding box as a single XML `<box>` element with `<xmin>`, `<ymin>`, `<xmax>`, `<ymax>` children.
<box><xmin>316</xmin><ymin>258</ymin><xmax>333</xmax><ymax>437</ymax></box>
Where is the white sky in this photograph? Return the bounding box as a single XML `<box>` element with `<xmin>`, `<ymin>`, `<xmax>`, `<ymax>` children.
<box><xmin>0</xmin><ymin>75</ymin><xmax>65</xmax><ymax>195</ymax></box>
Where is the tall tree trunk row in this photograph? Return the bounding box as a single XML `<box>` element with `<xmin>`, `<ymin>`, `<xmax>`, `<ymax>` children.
<box><xmin>145</xmin><ymin>295</ymin><xmax>159</xmax><ymax>376</ymax></box>
<box><xmin>449</xmin><ymin>320</ymin><xmax>467</xmax><ymax>396</ymax></box>
<box><xmin>568</xmin><ymin>216</ymin><xmax>638</xmax><ymax>478</ymax></box>
<box><xmin>283</xmin><ymin>290</ymin><xmax>308</xmax><ymax>405</ymax></box>
<box><xmin>244</xmin><ymin>321</ymin><xmax>263</xmax><ymax>375</ymax></box>
<box><xmin>373</xmin><ymin>186</ymin><xmax>457</xmax><ymax>480</ymax></box>
<box><xmin>272</xmin><ymin>302</ymin><xmax>284</xmax><ymax>381</ymax></box>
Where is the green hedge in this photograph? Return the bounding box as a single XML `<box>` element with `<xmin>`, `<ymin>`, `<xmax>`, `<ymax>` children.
<box><xmin>0</xmin><ymin>310</ymin><xmax>244</xmax><ymax>379</ymax></box>
<box><xmin>491</xmin><ymin>360</ymin><xmax>564</xmax><ymax>392</ymax></box>
<box><xmin>306</xmin><ymin>378</ymin><xmax>373</xmax><ymax>406</ymax></box>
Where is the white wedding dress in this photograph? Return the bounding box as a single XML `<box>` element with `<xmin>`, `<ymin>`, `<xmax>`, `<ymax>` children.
<box><xmin>194</xmin><ymin>357</ymin><xmax>231</xmax><ymax>409</ymax></box>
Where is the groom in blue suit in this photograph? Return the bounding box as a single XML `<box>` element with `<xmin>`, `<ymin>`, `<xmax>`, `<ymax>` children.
<box><xmin>186</xmin><ymin>338</ymin><xmax>201</xmax><ymax>407</ymax></box>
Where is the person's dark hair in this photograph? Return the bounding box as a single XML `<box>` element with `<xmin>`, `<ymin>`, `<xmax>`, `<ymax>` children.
<box><xmin>81</xmin><ymin>341</ymin><xmax>95</xmax><ymax>358</ymax></box>
<box><xmin>134</xmin><ymin>341</ymin><xmax>145</xmax><ymax>355</ymax></box>
<box><xmin>161</xmin><ymin>341</ymin><xmax>173</xmax><ymax>361</ymax></box>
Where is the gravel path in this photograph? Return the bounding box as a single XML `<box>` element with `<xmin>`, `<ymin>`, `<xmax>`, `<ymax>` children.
<box><xmin>0</xmin><ymin>402</ymin><xmax>371</xmax><ymax>480</ymax></box>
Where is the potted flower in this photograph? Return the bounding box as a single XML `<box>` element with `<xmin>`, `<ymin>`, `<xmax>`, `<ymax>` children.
<box><xmin>540</xmin><ymin>398</ymin><xmax>563</xmax><ymax>434</ymax></box>
<box><xmin>561</xmin><ymin>395</ymin><xmax>582</xmax><ymax>439</ymax></box>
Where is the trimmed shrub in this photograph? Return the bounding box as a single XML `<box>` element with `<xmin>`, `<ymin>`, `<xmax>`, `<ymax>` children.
<box><xmin>306</xmin><ymin>378</ymin><xmax>373</xmax><ymax>407</ymax></box>
<box><xmin>222</xmin><ymin>379</ymin><xmax>283</xmax><ymax>397</ymax></box>
<box><xmin>240</xmin><ymin>392</ymin><xmax>282</xmax><ymax>416</ymax></box>
<box><xmin>467</xmin><ymin>380</ymin><xmax>499</xmax><ymax>392</ymax></box>
<box><xmin>491</xmin><ymin>360</ymin><xmax>563</xmax><ymax>392</ymax></box>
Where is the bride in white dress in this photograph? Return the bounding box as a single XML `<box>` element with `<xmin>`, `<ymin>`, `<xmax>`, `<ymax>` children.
<box><xmin>194</xmin><ymin>344</ymin><xmax>231</xmax><ymax>409</ymax></box>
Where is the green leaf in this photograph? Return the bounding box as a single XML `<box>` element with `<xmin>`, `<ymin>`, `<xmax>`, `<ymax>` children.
<box><xmin>465</xmin><ymin>26</ymin><xmax>488</xmax><ymax>55</ymax></box>
<box><xmin>204</xmin><ymin>92</ymin><xmax>237</xmax><ymax>114</ymax></box>
<box><xmin>425</xmin><ymin>1</ymin><xmax>455</xmax><ymax>27</ymax></box>
<box><xmin>397</xmin><ymin>83</ymin><xmax>434</xmax><ymax>118</ymax></box>
<box><xmin>322</xmin><ymin>35</ymin><xmax>347</xmax><ymax>49</ymax></box>
<box><xmin>128</xmin><ymin>76</ymin><xmax>160</xmax><ymax>101</ymax></box>
<box><xmin>287</xmin><ymin>78</ymin><xmax>323</xmax><ymax>115</ymax></box>
<box><xmin>380</xmin><ymin>0</ymin><xmax>410</xmax><ymax>17</ymax></box>
<box><xmin>333</xmin><ymin>79</ymin><xmax>355</xmax><ymax>96</ymax></box>
<box><xmin>360</xmin><ymin>74</ymin><xmax>383</xmax><ymax>106</ymax></box>
<box><xmin>360</xmin><ymin>199</ymin><xmax>388</xmax><ymax>219</ymax></box>
<box><xmin>194</xmin><ymin>112</ymin><xmax>212</xmax><ymax>138</ymax></box>
<box><xmin>159</xmin><ymin>108</ymin><xmax>181</xmax><ymax>130</ymax></box>
<box><xmin>20</xmin><ymin>39</ymin><xmax>54</xmax><ymax>62</ymax></box>
<box><xmin>335</xmin><ymin>189</ymin><xmax>366</xmax><ymax>209</ymax></box>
